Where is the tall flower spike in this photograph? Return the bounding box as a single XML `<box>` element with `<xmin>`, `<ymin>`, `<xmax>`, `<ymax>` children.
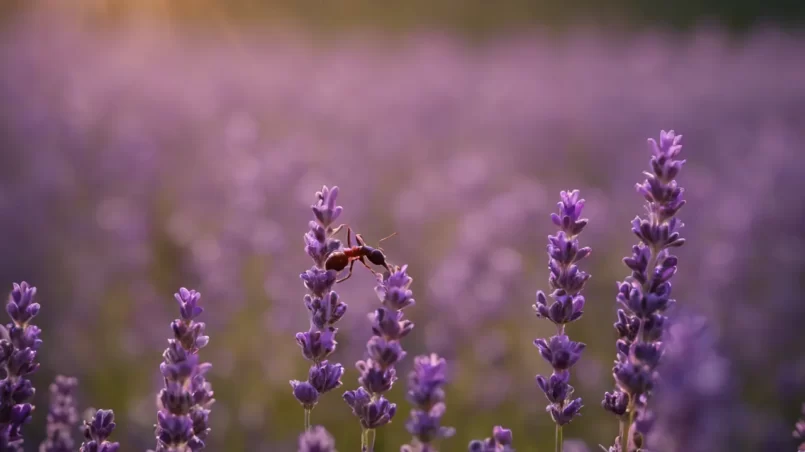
<box><xmin>40</xmin><ymin>375</ymin><xmax>80</xmax><ymax>452</ymax></box>
<box><xmin>0</xmin><ymin>282</ymin><xmax>42</xmax><ymax>449</ymax></box>
<box><xmin>152</xmin><ymin>288</ymin><xmax>214</xmax><ymax>452</ymax></box>
<box><xmin>533</xmin><ymin>191</ymin><xmax>590</xmax><ymax>452</ymax></box>
<box><xmin>603</xmin><ymin>130</ymin><xmax>687</xmax><ymax>452</ymax></box>
<box><xmin>401</xmin><ymin>354</ymin><xmax>455</xmax><ymax>452</ymax></box>
<box><xmin>79</xmin><ymin>409</ymin><xmax>120</xmax><ymax>452</ymax></box>
<box><xmin>468</xmin><ymin>426</ymin><xmax>514</xmax><ymax>451</ymax></box>
<box><xmin>344</xmin><ymin>265</ymin><xmax>416</xmax><ymax>451</ymax></box>
<box><xmin>295</xmin><ymin>186</ymin><xmax>347</xmax><ymax>431</ymax></box>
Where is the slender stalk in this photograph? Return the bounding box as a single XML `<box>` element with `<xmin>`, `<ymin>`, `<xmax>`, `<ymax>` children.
<box><xmin>304</xmin><ymin>408</ymin><xmax>311</xmax><ymax>431</ymax></box>
<box><xmin>622</xmin><ymin>406</ymin><xmax>635</xmax><ymax>452</ymax></box>
<box><xmin>361</xmin><ymin>428</ymin><xmax>367</xmax><ymax>451</ymax></box>
<box><xmin>555</xmin><ymin>425</ymin><xmax>563</xmax><ymax>452</ymax></box>
<box><xmin>367</xmin><ymin>428</ymin><xmax>376</xmax><ymax>452</ymax></box>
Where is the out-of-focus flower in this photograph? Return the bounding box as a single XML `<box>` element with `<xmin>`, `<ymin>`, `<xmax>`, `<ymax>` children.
<box><xmin>648</xmin><ymin>315</ymin><xmax>736</xmax><ymax>452</ymax></box>
<box><xmin>298</xmin><ymin>425</ymin><xmax>338</xmax><ymax>452</ymax></box>
<box><xmin>401</xmin><ymin>354</ymin><xmax>455</xmax><ymax>451</ymax></box>
<box><xmin>40</xmin><ymin>375</ymin><xmax>79</xmax><ymax>452</ymax></box>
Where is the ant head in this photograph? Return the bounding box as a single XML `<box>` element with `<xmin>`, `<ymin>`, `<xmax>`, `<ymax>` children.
<box><xmin>366</xmin><ymin>248</ymin><xmax>386</xmax><ymax>267</ymax></box>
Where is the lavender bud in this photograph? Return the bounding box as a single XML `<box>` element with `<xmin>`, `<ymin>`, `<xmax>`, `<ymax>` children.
<box><xmin>366</xmin><ymin>336</ymin><xmax>407</xmax><ymax>370</ymax></box>
<box><xmin>291</xmin><ymin>381</ymin><xmax>320</xmax><ymax>410</ymax></box>
<box><xmin>343</xmin><ymin>387</ymin><xmax>397</xmax><ymax>429</ymax></box>
<box><xmin>369</xmin><ymin>309</ymin><xmax>414</xmax><ymax>341</ymax></box>
<box><xmin>312</xmin><ymin>186</ymin><xmax>343</xmax><ymax>229</ymax></box>
<box><xmin>308</xmin><ymin>361</ymin><xmax>344</xmax><ymax>394</ymax></box>
<box><xmin>548</xmin><ymin>398</ymin><xmax>583</xmax><ymax>426</ymax></box>
<box><xmin>356</xmin><ymin>360</ymin><xmax>397</xmax><ymax>394</ymax></box>
<box><xmin>534</xmin><ymin>335</ymin><xmax>585</xmax><ymax>371</ymax></box>
<box><xmin>79</xmin><ymin>409</ymin><xmax>120</xmax><ymax>452</ymax></box>
<box><xmin>296</xmin><ymin>328</ymin><xmax>338</xmax><ymax>363</ymax></box>
<box><xmin>305</xmin><ymin>292</ymin><xmax>347</xmax><ymax>330</ymax></box>
<box><xmin>375</xmin><ymin>265</ymin><xmax>416</xmax><ymax>311</ymax></box>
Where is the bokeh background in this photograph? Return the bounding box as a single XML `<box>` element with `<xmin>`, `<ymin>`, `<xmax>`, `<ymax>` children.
<box><xmin>1</xmin><ymin>1</ymin><xmax>804</xmax><ymax>451</ymax></box>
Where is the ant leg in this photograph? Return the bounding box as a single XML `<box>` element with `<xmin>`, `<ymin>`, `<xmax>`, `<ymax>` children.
<box><xmin>358</xmin><ymin>256</ymin><xmax>373</xmax><ymax>271</ymax></box>
<box><xmin>355</xmin><ymin>233</ymin><xmax>366</xmax><ymax>247</ymax></box>
<box><xmin>336</xmin><ymin>260</ymin><xmax>356</xmax><ymax>283</ymax></box>
<box><xmin>347</xmin><ymin>227</ymin><xmax>353</xmax><ymax>248</ymax></box>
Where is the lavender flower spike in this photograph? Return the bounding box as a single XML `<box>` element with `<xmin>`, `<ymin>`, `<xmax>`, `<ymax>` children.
<box><xmin>468</xmin><ymin>426</ymin><xmax>514</xmax><ymax>451</ymax></box>
<box><xmin>401</xmin><ymin>354</ymin><xmax>455</xmax><ymax>452</ymax></box>
<box><xmin>0</xmin><ymin>282</ymin><xmax>43</xmax><ymax>449</ymax></box>
<box><xmin>79</xmin><ymin>409</ymin><xmax>120</xmax><ymax>452</ymax></box>
<box><xmin>295</xmin><ymin>186</ymin><xmax>347</xmax><ymax>431</ymax></box>
<box><xmin>344</xmin><ymin>265</ymin><xmax>416</xmax><ymax>451</ymax></box>
<box><xmin>603</xmin><ymin>130</ymin><xmax>687</xmax><ymax>452</ymax></box>
<box><xmin>533</xmin><ymin>191</ymin><xmax>590</xmax><ymax>452</ymax></box>
<box><xmin>298</xmin><ymin>425</ymin><xmax>338</xmax><ymax>452</ymax></box>
<box><xmin>40</xmin><ymin>376</ymin><xmax>79</xmax><ymax>452</ymax></box>
<box><xmin>152</xmin><ymin>288</ymin><xmax>214</xmax><ymax>452</ymax></box>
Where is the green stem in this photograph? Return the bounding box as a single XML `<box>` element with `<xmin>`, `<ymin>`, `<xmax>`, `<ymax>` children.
<box><xmin>555</xmin><ymin>425</ymin><xmax>563</xmax><ymax>452</ymax></box>
<box><xmin>623</xmin><ymin>407</ymin><xmax>635</xmax><ymax>452</ymax></box>
<box><xmin>361</xmin><ymin>428</ymin><xmax>367</xmax><ymax>451</ymax></box>
<box><xmin>367</xmin><ymin>428</ymin><xmax>376</xmax><ymax>451</ymax></box>
<box><xmin>304</xmin><ymin>408</ymin><xmax>311</xmax><ymax>431</ymax></box>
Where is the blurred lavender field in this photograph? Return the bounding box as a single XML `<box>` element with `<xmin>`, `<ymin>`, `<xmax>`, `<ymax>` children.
<box><xmin>1</xmin><ymin>7</ymin><xmax>804</xmax><ymax>452</ymax></box>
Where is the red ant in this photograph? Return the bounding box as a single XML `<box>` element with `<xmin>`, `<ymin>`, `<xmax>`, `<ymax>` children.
<box><xmin>325</xmin><ymin>225</ymin><xmax>396</xmax><ymax>283</ymax></box>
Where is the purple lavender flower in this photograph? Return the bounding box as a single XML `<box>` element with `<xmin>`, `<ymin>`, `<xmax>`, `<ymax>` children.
<box><xmin>40</xmin><ymin>375</ymin><xmax>79</xmax><ymax>452</ymax></box>
<box><xmin>0</xmin><ymin>282</ymin><xmax>42</xmax><ymax>449</ymax></box>
<box><xmin>298</xmin><ymin>425</ymin><xmax>338</xmax><ymax>452</ymax></box>
<box><xmin>468</xmin><ymin>426</ymin><xmax>514</xmax><ymax>451</ymax></box>
<box><xmin>603</xmin><ymin>130</ymin><xmax>686</xmax><ymax>452</ymax></box>
<box><xmin>344</xmin><ymin>265</ymin><xmax>417</xmax><ymax>451</ymax></box>
<box><xmin>795</xmin><ymin>404</ymin><xmax>805</xmax><ymax>451</ymax></box>
<box><xmin>533</xmin><ymin>191</ymin><xmax>590</xmax><ymax>451</ymax></box>
<box><xmin>79</xmin><ymin>409</ymin><xmax>120</xmax><ymax>452</ymax></box>
<box><xmin>153</xmin><ymin>288</ymin><xmax>214</xmax><ymax>451</ymax></box>
<box><xmin>401</xmin><ymin>354</ymin><xmax>455</xmax><ymax>452</ymax></box>
<box><xmin>294</xmin><ymin>186</ymin><xmax>347</xmax><ymax>430</ymax></box>
<box><xmin>647</xmin><ymin>315</ymin><xmax>735</xmax><ymax>452</ymax></box>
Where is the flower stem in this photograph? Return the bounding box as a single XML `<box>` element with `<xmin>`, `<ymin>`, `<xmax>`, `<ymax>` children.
<box><xmin>555</xmin><ymin>424</ymin><xmax>563</xmax><ymax>452</ymax></box>
<box><xmin>367</xmin><ymin>428</ymin><xmax>376</xmax><ymax>451</ymax></box>
<box><xmin>361</xmin><ymin>428</ymin><xmax>367</xmax><ymax>451</ymax></box>
<box><xmin>304</xmin><ymin>408</ymin><xmax>311</xmax><ymax>431</ymax></box>
<box><xmin>622</xmin><ymin>406</ymin><xmax>635</xmax><ymax>452</ymax></box>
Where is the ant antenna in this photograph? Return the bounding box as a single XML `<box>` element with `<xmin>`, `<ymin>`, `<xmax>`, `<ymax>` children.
<box><xmin>377</xmin><ymin>232</ymin><xmax>398</xmax><ymax>244</ymax></box>
<box><xmin>376</xmin><ymin>232</ymin><xmax>398</xmax><ymax>252</ymax></box>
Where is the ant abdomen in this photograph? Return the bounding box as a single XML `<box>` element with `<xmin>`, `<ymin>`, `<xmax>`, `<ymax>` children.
<box><xmin>365</xmin><ymin>248</ymin><xmax>386</xmax><ymax>267</ymax></box>
<box><xmin>325</xmin><ymin>252</ymin><xmax>349</xmax><ymax>272</ymax></box>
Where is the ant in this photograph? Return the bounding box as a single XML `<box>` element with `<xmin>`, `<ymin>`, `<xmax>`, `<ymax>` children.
<box><xmin>325</xmin><ymin>225</ymin><xmax>396</xmax><ymax>283</ymax></box>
